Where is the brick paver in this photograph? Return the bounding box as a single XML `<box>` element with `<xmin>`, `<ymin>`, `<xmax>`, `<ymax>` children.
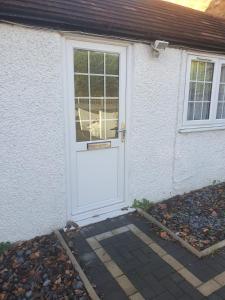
<box><xmin>62</xmin><ymin>213</ymin><xmax>225</xmax><ymax>299</ymax></box>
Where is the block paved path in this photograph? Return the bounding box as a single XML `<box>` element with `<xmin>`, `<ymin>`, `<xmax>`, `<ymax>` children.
<box><xmin>62</xmin><ymin>213</ymin><xmax>225</xmax><ymax>300</ymax></box>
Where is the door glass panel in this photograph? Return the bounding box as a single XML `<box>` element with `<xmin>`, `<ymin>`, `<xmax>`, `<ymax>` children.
<box><xmin>106</xmin><ymin>120</ymin><xmax>118</xmax><ymax>139</ymax></box>
<box><xmin>106</xmin><ymin>77</ymin><xmax>119</xmax><ymax>97</ymax></box>
<box><xmin>74</xmin><ymin>50</ymin><xmax>120</xmax><ymax>142</ymax></box>
<box><xmin>74</xmin><ymin>50</ymin><xmax>88</xmax><ymax>73</ymax></box>
<box><xmin>90</xmin><ymin>52</ymin><xmax>104</xmax><ymax>74</ymax></box>
<box><xmin>90</xmin><ymin>119</ymin><xmax>105</xmax><ymax>141</ymax></box>
<box><xmin>90</xmin><ymin>98</ymin><xmax>105</xmax><ymax>140</ymax></box>
<box><xmin>75</xmin><ymin>98</ymin><xmax>89</xmax><ymax>121</ymax></box>
<box><xmin>90</xmin><ymin>98</ymin><xmax>104</xmax><ymax>121</ymax></box>
<box><xmin>106</xmin><ymin>54</ymin><xmax>119</xmax><ymax>75</ymax></box>
<box><xmin>106</xmin><ymin>99</ymin><xmax>119</xmax><ymax>119</ymax></box>
<box><xmin>90</xmin><ymin>76</ymin><xmax>104</xmax><ymax>97</ymax></box>
<box><xmin>75</xmin><ymin>75</ymin><xmax>89</xmax><ymax>97</ymax></box>
<box><xmin>76</xmin><ymin>121</ymin><xmax>90</xmax><ymax>142</ymax></box>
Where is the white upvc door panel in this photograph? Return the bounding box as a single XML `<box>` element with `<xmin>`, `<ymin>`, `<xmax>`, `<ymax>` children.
<box><xmin>66</xmin><ymin>39</ymin><xmax>127</xmax><ymax>223</ymax></box>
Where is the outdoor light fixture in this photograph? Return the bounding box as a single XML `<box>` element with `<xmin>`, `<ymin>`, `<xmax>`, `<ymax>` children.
<box><xmin>151</xmin><ymin>40</ymin><xmax>169</xmax><ymax>57</ymax></box>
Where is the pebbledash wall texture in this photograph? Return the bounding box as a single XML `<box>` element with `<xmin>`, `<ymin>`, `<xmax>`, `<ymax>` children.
<box><xmin>129</xmin><ymin>44</ymin><xmax>225</xmax><ymax>202</ymax></box>
<box><xmin>0</xmin><ymin>24</ymin><xmax>67</xmax><ymax>241</ymax></box>
<box><xmin>1</xmin><ymin>24</ymin><xmax>225</xmax><ymax>241</ymax></box>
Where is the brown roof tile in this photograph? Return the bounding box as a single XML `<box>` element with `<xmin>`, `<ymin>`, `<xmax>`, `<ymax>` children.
<box><xmin>1</xmin><ymin>0</ymin><xmax>225</xmax><ymax>52</ymax></box>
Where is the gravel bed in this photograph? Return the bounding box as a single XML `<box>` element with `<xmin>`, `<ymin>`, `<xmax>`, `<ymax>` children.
<box><xmin>0</xmin><ymin>233</ymin><xmax>89</xmax><ymax>300</ymax></box>
<box><xmin>148</xmin><ymin>182</ymin><xmax>225</xmax><ymax>251</ymax></box>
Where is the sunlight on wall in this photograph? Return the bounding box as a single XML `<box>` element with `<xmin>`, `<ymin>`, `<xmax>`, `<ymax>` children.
<box><xmin>163</xmin><ymin>0</ymin><xmax>211</xmax><ymax>11</ymax></box>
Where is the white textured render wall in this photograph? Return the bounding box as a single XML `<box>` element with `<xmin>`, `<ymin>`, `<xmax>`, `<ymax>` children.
<box><xmin>128</xmin><ymin>44</ymin><xmax>180</xmax><ymax>202</ymax></box>
<box><xmin>0</xmin><ymin>24</ymin><xmax>67</xmax><ymax>242</ymax></box>
<box><xmin>1</xmin><ymin>25</ymin><xmax>225</xmax><ymax>241</ymax></box>
<box><xmin>173</xmin><ymin>130</ymin><xmax>225</xmax><ymax>194</ymax></box>
<box><xmin>129</xmin><ymin>43</ymin><xmax>225</xmax><ymax>202</ymax></box>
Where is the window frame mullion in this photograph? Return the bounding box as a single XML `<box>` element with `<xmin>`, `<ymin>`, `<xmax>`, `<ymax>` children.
<box><xmin>210</xmin><ymin>58</ymin><xmax>220</xmax><ymax>123</ymax></box>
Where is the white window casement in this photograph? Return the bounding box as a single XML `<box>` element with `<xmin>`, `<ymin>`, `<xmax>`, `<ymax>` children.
<box><xmin>182</xmin><ymin>54</ymin><xmax>225</xmax><ymax>131</ymax></box>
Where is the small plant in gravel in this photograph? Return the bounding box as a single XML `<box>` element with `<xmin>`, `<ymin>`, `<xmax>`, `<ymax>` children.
<box><xmin>0</xmin><ymin>242</ymin><xmax>11</xmax><ymax>255</ymax></box>
<box><xmin>132</xmin><ymin>198</ymin><xmax>154</xmax><ymax>211</ymax></box>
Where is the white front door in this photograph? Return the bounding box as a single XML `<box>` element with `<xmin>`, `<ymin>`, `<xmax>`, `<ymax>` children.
<box><xmin>67</xmin><ymin>40</ymin><xmax>127</xmax><ymax>223</ymax></box>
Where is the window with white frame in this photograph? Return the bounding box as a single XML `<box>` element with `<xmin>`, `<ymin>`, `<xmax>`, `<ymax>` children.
<box><xmin>184</xmin><ymin>55</ymin><xmax>225</xmax><ymax>127</ymax></box>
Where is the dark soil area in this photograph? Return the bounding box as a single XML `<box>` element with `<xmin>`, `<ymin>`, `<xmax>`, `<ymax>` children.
<box><xmin>0</xmin><ymin>233</ymin><xmax>89</xmax><ymax>300</ymax></box>
<box><xmin>148</xmin><ymin>182</ymin><xmax>225</xmax><ymax>251</ymax></box>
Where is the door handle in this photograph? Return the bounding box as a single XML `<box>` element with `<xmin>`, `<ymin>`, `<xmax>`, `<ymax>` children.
<box><xmin>118</xmin><ymin>128</ymin><xmax>126</xmax><ymax>133</ymax></box>
<box><xmin>118</xmin><ymin>128</ymin><xmax>126</xmax><ymax>142</ymax></box>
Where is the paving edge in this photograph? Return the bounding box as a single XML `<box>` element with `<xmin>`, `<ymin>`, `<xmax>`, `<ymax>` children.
<box><xmin>85</xmin><ymin>223</ymin><xmax>225</xmax><ymax>297</ymax></box>
<box><xmin>137</xmin><ymin>208</ymin><xmax>225</xmax><ymax>258</ymax></box>
<box><xmin>54</xmin><ymin>230</ymin><xmax>101</xmax><ymax>300</ymax></box>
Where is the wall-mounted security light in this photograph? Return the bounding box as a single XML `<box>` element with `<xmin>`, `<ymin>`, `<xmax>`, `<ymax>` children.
<box><xmin>151</xmin><ymin>40</ymin><xmax>169</xmax><ymax>57</ymax></box>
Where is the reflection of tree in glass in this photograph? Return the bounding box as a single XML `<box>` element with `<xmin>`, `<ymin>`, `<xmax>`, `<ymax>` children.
<box><xmin>106</xmin><ymin>77</ymin><xmax>119</xmax><ymax>97</ymax></box>
<box><xmin>90</xmin><ymin>52</ymin><xmax>104</xmax><ymax>74</ymax></box>
<box><xmin>74</xmin><ymin>50</ymin><xmax>120</xmax><ymax>141</ymax></box>
<box><xmin>106</xmin><ymin>54</ymin><xmax>119</xmax><ymax>75</ymax></box>
<box><xmin>75</xmin><ymin>75</ymin><xmax>88</xmax><ymax>97</ymax></box>
<box><xmin>74</xmin><ymin>50</ymin><xmax>88</xmax><ymax>73</ymax></box>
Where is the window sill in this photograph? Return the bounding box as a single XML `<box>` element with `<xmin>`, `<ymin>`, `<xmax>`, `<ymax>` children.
<box><xmin>179</xmin><ymin>124</ymin><xmax>225</xmax><ymax>133</ymax></box>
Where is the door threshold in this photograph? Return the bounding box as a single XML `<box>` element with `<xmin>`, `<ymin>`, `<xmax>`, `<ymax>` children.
<box><xmin>70</xmin><ymin>207</ymin><xmax>135</xmax><ymax>227</ymax></box>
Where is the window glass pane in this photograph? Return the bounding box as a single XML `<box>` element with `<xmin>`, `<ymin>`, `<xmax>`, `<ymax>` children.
<box><xmin>74</xmin><ymin>50</ymin><xmax>88</xmax><ymax>73</ymax></box>
<box><xmin>216</xmin><ymin>65</ymin><xmax>225</xmax><ymax>120</ymax></box>
<box><xmin>196</xmin><ymin>83</ymin><xmax>204</xmax><ymax>101</ymax></box>
<box><xmin>220</xmin><ymin>65</ymin><xmax>225</xmax><ymax>83</ymax></box>
<box><xmin>222</xmin><ymin>106</ymin><xmax>225</xmax><ymax>119</ymax></box>
<box><xmin>187</xmin><ymin>102</ymin><xmax>194</xmax><ymax>120</ymax></box>
<box><xmin>205</xmin><ymin>63</ymin><xmax>214</xmax><ymax>81</ymax></box>
<box><xmin>90</xmin><ymin>76</ymin><xmax>104</xmax><ymax>97</ymax></box>
<box><xmin>187</xmin><ymin>59</ymin><xmax>214</xmax><ymax>122</ymax></box>
<box><xmin>106</xmin><ymin>120</ymin><xmax>118</xmax><ymax>139</ymax></box>
<box><xmin>194</xmin><ymin>102</ymin><xmax>202</xmax><ymax>120</ymax></box>
<box><xmin>216</xmin><ymin>102</ymin><xmax>223</xmax><ymax>119</ymax></box>
<box><xmin>202</xmin><ymin>102</ymin><xmax>210</xmax><ymax>120</ymax></box>
<box><xmin>190</xmin><ymin>61</ymin><xmax>198</xmax><ymax>81</ymax></box>
<box><xmin>189</xmin><ymin>82</ymin><xmax>196</xmax><ymax>101</ymax></box>
<box><xmin>197</xmin><ymin>62</ymin><xmax>206</xmax><ymax>81</ymax></box>
<box><xmin>75</xmin><ymin>75</ymin><xmax>89</xmax><ymax>97</ymax></box>
<box><xmin>204</xmin><ymin>83</ymin><xmax>212</xmax><ymax>101</ymax></box>
<box><xmin>75</xmin><ymin>98</ymin><xmax>89</xmax><ymax>121</ymax></box>
<box><xmin>106</xmin><ymin>54</ymin><xmax>119</xmax><ymax>75</ymax></box>
<box><xmin>76</xmin><ymin>121</ymin><xmax>90</xmax><ymax>142</ymax></box>
<box><xmin>218</xmin><ymin>84</ymin><xmax>225</xmax><ymax>101</ymax></box>
<box><xmin>106</xmin><ymin>77</ymin><xmax>119</xmax><ymax>97</ymax></box>
<box><xmin>106</xmin><ymin>99</ymin><xmax>119</xmax><ymax>120</ymax></box>
<box><xmin>90</xmin><ymin>52</ymin><xmax>104</xmax><ymax>74</ymax></box>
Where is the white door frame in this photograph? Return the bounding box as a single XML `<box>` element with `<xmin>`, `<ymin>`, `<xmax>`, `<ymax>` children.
<box><xmin>63</xmin><ymin>36</ymin><xmax>133</xmax><ymax>225</ymax></box>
